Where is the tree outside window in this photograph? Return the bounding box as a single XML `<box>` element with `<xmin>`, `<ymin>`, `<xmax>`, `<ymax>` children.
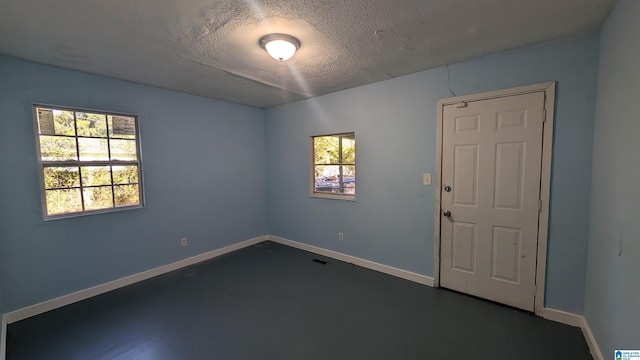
<box><xmin>312</xmin><ymin>132</ymin><xmax>355</xmax><ymax>198</ymax></box>
<box><xmin>34</xmin><ymin>105</ymin><xmax>143</xmax><ymax>219</ymax></box>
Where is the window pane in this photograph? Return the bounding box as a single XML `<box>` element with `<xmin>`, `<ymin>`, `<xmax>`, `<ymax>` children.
<box><xmin>81</xmin><ymin>166</ymin><xmax>112</xmax><ymax>187</ymax></box>
<box><xmin>108</xmin><ymin>115</ymin><xmax>136</xmax><ymax>139</ymax></box>
<box><xmin>342</xmin><ymin>137</ymin><xmax>355</xmax><ymax>164</ymax></box>
<box><xmin>78</xmin><ymin>138</ymin><xmax>109</xmax><ymax>161</ymax></box>
<box><xmin>314</xmin><ymin>165</ymin><xmax>340</xmax><ymax>192</ymax></box>
<box><xmin>314</xmin><ymin>136</ymin><xmax>340</xmax><ymax>164</ymax></box>
<box><xmin>38</xmin><ymin>108</ymin><xmax>76</xmax><ymax>136</ymax></box>
<box><xmin>110</xmin><ymin>139</ymin><xmax>137</xmax><ymax>161</ymax></box>
<box><xmin>314</xmin><ymin>165</ymin><xmax>356</xmax><ymax>194</ymax></box>
<box><xmin>37</xmin><ymin>108</ymin><xmax>56</xmax><ymax>135</ymax></box>
<box><xmin>114</xmin><ymin>185</ymin><xmax>140</xmax><ymax>207</ymax></box>
<box><xmin>53</xmin><ymin>110</ymin><xmax>76</xmax><ymax>136</ymax></box>
<box><xmin>44</xmin><ymin>167</ymin><xmax>80</xmax><ymax>189</ymax></box>
<box><xmin>342</xmin><ymin>166</ymin><xmax>356</xmax><ymax>194</ymax></box>
<box><xmin>342</xmin><ymin>165</ymin><xmax>355</xmax><ymax>177</ymax></box>
<box><xmin>112</xmin><ymin>165</ymin><xmax>138</xmax><ymax>185</ymax></box>
<box><xmin>39</xmin><ymin>136</ymin><xmax>78</xmax><ymax>161</ymax></box>
<box><xmin>83</xmin><ymin>186</ymin><xmax>113</xmax><ymax>211</ymax></box>
<box><xmin>76</xmin><ymin>112</ymin><xmax>107</xmax><ymax>138</ymax></box>
<box><xmin>46</xmin><ymin>188</ymin><xmax>82</xmax><ymax>215</ymax></box>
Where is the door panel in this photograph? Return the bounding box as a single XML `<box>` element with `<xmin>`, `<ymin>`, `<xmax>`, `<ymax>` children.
<box><xmin>453</xmin><ymin>145</ymin><xmax>479</xmax><ymax>206</ymax></box>
<box><xmin>494</xmin><ymin>142</ymin><xmax>524</xmax><ymax>210</ymax></box>
<box><xmin>440</xmin><ymin>92</ymin><xmax>544</xmax><ymax>311</ymax></box>
<box><xmin>455</xmin><ymin>115</ymin><xmax>480</xmax><ymax>133</ymax></box>
<box><xmin>491</xmin><ymin>226</ymin><xmax>521</xmax><ymax>283</ymax></box>
<box><xmin>497</xmin><ymin>109</ymin><xmax>527</xmax><ymax>129</ymax></box>
<box><xmin>451</xmin><ymin>222</ymin><xmax>477</xmax><ymax>273</ymax></box>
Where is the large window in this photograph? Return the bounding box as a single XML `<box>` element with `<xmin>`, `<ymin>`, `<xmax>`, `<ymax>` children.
<box><xmin>34</xmin><ymin>105</ymin><xmax>143</xmax><ymax>219</ymax></box>
<box><xmin>311</xmin><ymin>132</ymin><xmax>355</xmax><ymax>198</ymax></box>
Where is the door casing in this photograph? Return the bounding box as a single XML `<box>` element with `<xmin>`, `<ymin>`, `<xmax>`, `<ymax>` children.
<box><xmin>433</xmin><ymin>82</ymin><xmax>555</xmax><ymax>316</ymax></box>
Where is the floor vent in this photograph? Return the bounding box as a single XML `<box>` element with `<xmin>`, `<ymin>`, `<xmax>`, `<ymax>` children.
<box><xmin>312</xmin><ymin>259</ymin><xmax>328</xmax><ymax>265</ymax></box>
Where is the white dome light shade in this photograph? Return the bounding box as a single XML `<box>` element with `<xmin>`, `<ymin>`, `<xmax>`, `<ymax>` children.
<box><xmin>260</xmin><ymin>34</ymin><xmax>300</xmax><ymax>61</ymax></box>
<box><xmin>265</xmin><ymin>40</ymin><xmax>297</xmax><ymax>61</ymax></box>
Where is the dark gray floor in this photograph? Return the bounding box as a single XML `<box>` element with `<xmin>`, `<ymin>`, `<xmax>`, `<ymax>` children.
<box><xmin>7</xmin><ymin>241</ymin><xmax>592</xmax><ymax>360</ymax></box>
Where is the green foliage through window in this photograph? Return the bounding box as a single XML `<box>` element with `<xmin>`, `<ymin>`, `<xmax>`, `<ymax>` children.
<box><xmin>312</xmin><ymin>133</ymin><xmax>355</xmax><ymax>196</ymax></box>
<box><xmin>35</xmin><ymin>106</ymin><xmax>143</xmax><ymax>218</ymax></box>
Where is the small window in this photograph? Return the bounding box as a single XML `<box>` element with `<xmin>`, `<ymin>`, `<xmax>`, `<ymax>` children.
<box><xmin>34</xmin><ymin>105</ymin><xmax>143</xmax><ymax>219</ymax></box>
<box><xmin>311</xmin><ymin>132</ymin><xmax>355</xmax><ymax>198</ymax></box>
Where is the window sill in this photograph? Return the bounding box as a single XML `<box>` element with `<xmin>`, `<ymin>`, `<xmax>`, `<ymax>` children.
<box><xmin>43</xmin><ymin>204</ymin><xmax>143</xmax><ymax>221</ymax></box>
<box><xmin>309</xmin><ymin>193</ymin><xmax>356</xmax><ymax>201</ymax></box>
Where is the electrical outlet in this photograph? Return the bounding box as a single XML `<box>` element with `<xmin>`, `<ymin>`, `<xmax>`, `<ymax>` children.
<box><xmin>180</xmin><ymin>237</ymin><xmax>188</xmax><ymax>247</ymax></box>
<box><xmin>338</xmin><ymin>232</ymin><xmax>344</xmax><ymax>241</ymax></box>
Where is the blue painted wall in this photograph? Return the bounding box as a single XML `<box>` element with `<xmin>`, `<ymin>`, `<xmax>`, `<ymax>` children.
<box><xmin>266</xmin><ymin>35</ymin><xmax>599</xmax><ymax>314</ymax></box>
<box><xmin>584</xmin><ymin>0</ymin><xmax>640</xmax><ymax>355</ymax></box>
<box><xmin>0</xmin><ymin>56</ymin><xmax>268</xmax><ymax>318</ymax></box>
<box><xmin>0</xmin><ymin>30</ymin><xmax>607</xmax><ymax>345</ymax></box>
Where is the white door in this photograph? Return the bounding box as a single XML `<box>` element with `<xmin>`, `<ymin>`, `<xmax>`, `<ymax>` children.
<box><xmin>440</xmin><ymin>92</ymin><xmax>545</xmax><ymax>311</ymax></box>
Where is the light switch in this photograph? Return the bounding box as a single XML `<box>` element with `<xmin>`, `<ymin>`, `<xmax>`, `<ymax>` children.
<box><xmin>423</xmin><ymin>173</ymin><xmax>431</xmax><ymax>185</ymax></box>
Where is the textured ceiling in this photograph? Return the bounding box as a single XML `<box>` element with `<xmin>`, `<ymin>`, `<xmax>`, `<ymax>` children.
<box><xmin>0</xmin><ymin>0</ymin><xmax>617</xmax><ymax>108</ymax></box>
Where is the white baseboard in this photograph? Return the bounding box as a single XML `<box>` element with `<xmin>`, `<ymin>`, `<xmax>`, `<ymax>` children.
<box><xmin>543</xmin><ymin>308</ymin><xmax>603</xmax><ymax>360</ymax></box>
<box><xmin>543</xmin><ymin>308</ymin><xmax>583</xmax><ymax>327</ymax></box>
<box><xmin>0</xmin><ymin>317</ymin><xmax>6</xmax><ymax>360</ymax></box>
<box><xmin>581</xmin><ymin>316</ymin><xmax>604</xmax><ymax>360</ymax></box>
<box><xmin>1</xmin><ymin>234</ymin><xmax>605</xmax><ymax>360</ymax></box>
<box><xmin>0</xmin><ymin>235</ymin><xmax>267</xmax><ymax>360</ymax></box>
<box><xmin>267</xmin><ymin>235</ymin><xmax>435</xmax><ymax>287</ymax></box>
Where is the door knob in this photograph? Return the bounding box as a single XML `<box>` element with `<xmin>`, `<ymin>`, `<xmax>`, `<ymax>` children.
<box><xmin>444</xmin><ymin>185</ymin><xmax>452</xmax><ymax>192</ymax></box>
<box><xmin>443</xmin><ymin>210</ymin><xmax>451</xmax><ymax>217</ymax></box>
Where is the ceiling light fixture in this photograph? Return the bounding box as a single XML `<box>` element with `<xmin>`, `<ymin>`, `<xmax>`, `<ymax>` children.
<box><xmin>259</xmin><ymin>33</ymin><xmax>300</xmax><ymax>62</ymax></box>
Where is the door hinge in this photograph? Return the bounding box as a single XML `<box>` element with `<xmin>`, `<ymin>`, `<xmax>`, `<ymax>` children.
<box><xmin>538</xmin><ymin>199</ymin><xmax>542</xmax><ymax>213</ymax></box>
<box><xmin>533</xmin><ymin>284</ymin><xmax>537</xmax><ymax>295</ymax></box>
<box><xmin>543</xmin><ymin>108</ymin><xmax>547</xmax><ymax>123</ymax></box>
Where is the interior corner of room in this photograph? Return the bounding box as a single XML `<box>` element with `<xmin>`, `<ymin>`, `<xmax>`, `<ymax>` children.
<box><xmin>0</xmin><ymin>0</ymin><xmax>638</xmax><ymax>359</ymax></box>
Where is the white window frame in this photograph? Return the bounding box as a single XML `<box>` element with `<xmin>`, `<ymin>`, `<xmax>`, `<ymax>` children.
<box><xmin>33</xmin><ymin>104</ymin><xmax>145</xmax><ymax>220</ymax></box>
<box><xmin>310</xmin><ymin>132</ymin><xmax>356</xmax><ymax>201</ymax></box>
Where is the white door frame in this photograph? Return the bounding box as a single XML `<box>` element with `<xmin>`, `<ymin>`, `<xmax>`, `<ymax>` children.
<box><xmin>433</xmin><ymin>82</ymin><xmax>556</xmax><ymax>316</ymax></box>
